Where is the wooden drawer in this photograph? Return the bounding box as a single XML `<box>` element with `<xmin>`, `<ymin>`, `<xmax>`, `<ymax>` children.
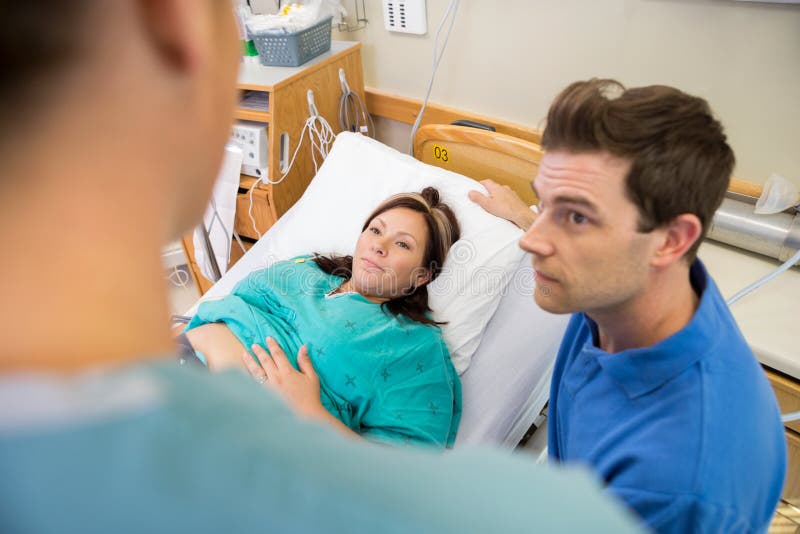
<box><xmin>765</xmin><ymin>368</ymin><xmax>800</xmax><ymax>500</ymax></box>
<box><xmin>784</xmin><ymin>429</ymin><xmax>800</xmax><ymax>500</ymax></box>
<box><xmin>234</xmin><ymin>185</ymin><xmax>275</xmax><ymax>240</ymax></box>
<box><xmin>766</xmin><ymin>369</ymin><xmax>800</xmax><ymax>434</ymax></box>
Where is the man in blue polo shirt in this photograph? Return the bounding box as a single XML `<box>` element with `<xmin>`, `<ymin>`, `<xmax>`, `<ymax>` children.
<box><xmin>471</xmin><ymin>79</ymin><xmax>786</xmax><ymax>532</ymax></box>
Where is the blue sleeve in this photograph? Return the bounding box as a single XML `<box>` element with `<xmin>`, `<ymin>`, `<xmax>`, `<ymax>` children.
<box><xmin>360</xmin><ymin>335</ymin><xmax>461</xmax><ymax>448</ymax></box>
<box><xmin>610</xmin><ymin>486</ymin><xmax>759</xmax><ymax>534</ymax></box>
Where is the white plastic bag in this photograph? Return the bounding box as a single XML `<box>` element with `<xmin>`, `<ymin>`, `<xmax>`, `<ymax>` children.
<box><xmin>246</xmin><ymin>0</ymin><xmax>345</xmax><ymax>34</ymax></box>
<box><xmin>755</xmin><ymin>173</ymin><xmax>800</xmax><ymax>215</ymax></box>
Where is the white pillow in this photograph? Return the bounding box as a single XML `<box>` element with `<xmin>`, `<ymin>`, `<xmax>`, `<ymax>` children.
<box><xmin>196</xmin><ymin>132</ymin><xmax>525</xmax><ymax>373</ymax></box>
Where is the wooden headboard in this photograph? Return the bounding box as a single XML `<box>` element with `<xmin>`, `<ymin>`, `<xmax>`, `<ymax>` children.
<box><xmin>413</xmin><ymin>124</ymin><xmax>541</xmax><ymax>205</ymax></box>
<box><xmin>412</xmin><ymin>123</ymin><xmax>765</xmax><ymax>204</ymax></box>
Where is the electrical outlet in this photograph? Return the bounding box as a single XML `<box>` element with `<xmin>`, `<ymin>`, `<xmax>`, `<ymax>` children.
<box><xmin>383</xmin><ymin>0</ymin><xmax>427</xmax><ymax>35</ymax></box>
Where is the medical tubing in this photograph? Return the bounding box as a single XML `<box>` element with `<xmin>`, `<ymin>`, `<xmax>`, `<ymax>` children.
<box><xmin>726</xmin><ymin>246</ymin><xmax>800</xmax><ymax>305</ymax></box>
<box><xmin>408</xmin><ymin>0</ymin><xmax>458</xmax><ymax>151</ymax></box>
<box><xmin>713</xmin><ymin>202</ymin><xmax>800</xmax><ymax>420</ymax></box>
<box><xmin>247</xmin><ymin>112</ymin><xmax>335</xmax><ymax>239</ymax></box>
<box><xmin>408</xmin><ymin>0</ymin><xmax>461</xmax><ymax>154</ymax></box>
<box><xmin>339</xmin><ymin>88</ymin><xmax>374</xmax><ymax>137</ymax></box>
<box><xmin>782</xmin><ymin>411</ymin><xmax>800</xmax><ymax>423</ymax></box>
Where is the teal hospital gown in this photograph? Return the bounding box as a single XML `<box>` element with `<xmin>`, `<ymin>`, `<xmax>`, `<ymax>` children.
<box><xmin>185</xmin><ymin>256</ymin><xmax>461</xmax><ymax>448</ymax></box>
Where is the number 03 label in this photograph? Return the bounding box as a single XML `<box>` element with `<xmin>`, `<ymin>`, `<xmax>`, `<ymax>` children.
<box><xmin>432</xmin><ymin>144</ymin><xmax>450</xmax><ymax>164</ymax></box>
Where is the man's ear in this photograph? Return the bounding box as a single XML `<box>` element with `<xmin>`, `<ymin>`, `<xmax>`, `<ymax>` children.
<box><xmin>652</xmin><ymin>214</ymin><xmax>703</xmax><ymax>268</ymax></box>
<box><xmin>137</xmin><ymin>0</ymin><xmax>204</xmax><ymax>71</ymax></box>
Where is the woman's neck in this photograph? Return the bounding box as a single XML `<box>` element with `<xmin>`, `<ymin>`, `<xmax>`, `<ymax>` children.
<box><xmin>337</xmin><ymin>279</ymin><xmax>389</xmax><ymax>305</ymax></box>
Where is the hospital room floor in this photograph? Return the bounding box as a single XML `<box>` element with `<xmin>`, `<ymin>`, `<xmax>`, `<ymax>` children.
<box><xmin>771</xmin><ymin>503</ymin><xmax>800</xmax><ymax>533</ymax></box>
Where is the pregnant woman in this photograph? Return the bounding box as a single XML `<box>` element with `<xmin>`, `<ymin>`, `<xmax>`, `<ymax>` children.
<box><xmin>183</xmin><ymin>187</ymin><xmax>462</xmax><ymax>448</ymax></box>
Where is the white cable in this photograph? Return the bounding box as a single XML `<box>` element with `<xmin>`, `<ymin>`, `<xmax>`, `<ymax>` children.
<box><xmin>339</xmin><ymin>86</ymin><xmax>375</xmax><ymax>136</ymax></box>
<box><xmin>408</xmin><ymin>0</ymin><xmax>461</xmax><ymax>154</ymax></box>
<box><xmin>726</xmin><ymin>247</ymin><xmax>800</xmax><ymax>306</ymax></box>
<box><xmin>247</xmin><ymin>110</ymin><xmax>336</xmax><ymax>239</ymax></box>
<box><xmin>166</xmin><ymin>265</ymin><xmax>190</xmax><ymax>289</ymax></box>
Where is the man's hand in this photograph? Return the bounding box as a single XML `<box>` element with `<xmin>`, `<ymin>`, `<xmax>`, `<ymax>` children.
<box><xmin>468</xmin><ymin>179</ymin><xmax>537</xmax><ymax>231</ymax></box>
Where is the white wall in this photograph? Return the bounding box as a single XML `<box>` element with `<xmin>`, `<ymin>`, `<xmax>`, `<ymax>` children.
<box><xmin>334</xmin><ymin>0</ymin><xmax>800</xmax><ymax>185</ymax></box>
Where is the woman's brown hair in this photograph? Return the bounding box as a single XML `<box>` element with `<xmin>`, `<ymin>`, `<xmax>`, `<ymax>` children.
<box><xmin>313</xmin><ymin>186</ymin><xmax>460</xmax><ymax>326</ymax></box>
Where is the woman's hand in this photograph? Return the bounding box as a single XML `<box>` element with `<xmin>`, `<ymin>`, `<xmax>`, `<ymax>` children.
<box><xmin>242</xmin><ymin>337</ymin><xmax>326</xmax><ymax>420</ymax></box>
<box><xmin>468</xmin><ymin>179</ymin><xmax>537</xmax><ymax>231</ymax></box>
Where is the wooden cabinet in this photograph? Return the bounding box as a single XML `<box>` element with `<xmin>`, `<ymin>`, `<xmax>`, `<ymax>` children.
<box><xmin>766</xmin><ymin>367</ymin><xmax>800</xmax><ymax>502</ymax></box>
<box><xmin>183</xmin><ymin>41</ymin><xmax>365</xmax><ymax>292</ymax></box>
<box><xmin>234</xmin><ymin>176</ymin><xmax>274</xmax><ymax>241</ymax></box>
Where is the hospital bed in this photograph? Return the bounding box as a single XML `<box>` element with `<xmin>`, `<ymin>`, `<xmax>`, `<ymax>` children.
<box><xmin>185</xmin><ymin>125</ymin><xmax>568</xmax><ymax>447</ymax></box>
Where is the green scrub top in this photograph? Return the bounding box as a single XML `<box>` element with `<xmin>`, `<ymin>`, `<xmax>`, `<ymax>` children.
<box><xmin>0</xmin><ymin>362</ymin><xmax>643</xmax><ymax>533</ymax></box>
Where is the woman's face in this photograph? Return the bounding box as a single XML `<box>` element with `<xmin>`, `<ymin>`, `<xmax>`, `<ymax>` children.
<box><xmin>350</xmin><ymin>207</ymin><xmax>432</xmax><ymax>302</ymax></box>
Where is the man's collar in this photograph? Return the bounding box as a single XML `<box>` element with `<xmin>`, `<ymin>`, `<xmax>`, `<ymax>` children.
<box><xmin>586</xmin><ymin>260</ymin><xmax>722</xmax><ymax>399</ymax></box>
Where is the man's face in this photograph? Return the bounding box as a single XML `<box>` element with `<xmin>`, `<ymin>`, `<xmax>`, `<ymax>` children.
<box><xmin>519</xmin><ymin>150</ymin><xmax>661</xmax><ymax>316</ymax></box>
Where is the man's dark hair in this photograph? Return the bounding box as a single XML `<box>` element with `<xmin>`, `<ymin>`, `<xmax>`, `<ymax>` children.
<box><xmin>0</xmin><ymin>2</ymin><xmax>90</xmax><ymax>128</ymax></box>
<box><xmin>541</xmin><ymin>78</ymin><xmax>735</xmax><ymax>262</ymax></box>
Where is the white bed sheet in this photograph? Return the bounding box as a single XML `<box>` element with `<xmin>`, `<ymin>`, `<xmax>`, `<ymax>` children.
<box><xmin>456</xmin><ymin>253</ymin><xmax>569</xmax><ymax>447</ymax></box>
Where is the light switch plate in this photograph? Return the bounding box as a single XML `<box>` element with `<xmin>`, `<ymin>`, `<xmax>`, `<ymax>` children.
<box><xmin>383</xmin><ymin>0</ymin><xmax>427</xmax><ymax>35</ymax></box>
